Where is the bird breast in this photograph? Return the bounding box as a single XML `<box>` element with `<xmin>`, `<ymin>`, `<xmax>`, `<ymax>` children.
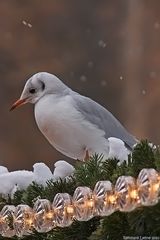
<box><xmin>34</xmin><ymin>94</ymin><xmax>109</xmax><ymax>159</ymax></box>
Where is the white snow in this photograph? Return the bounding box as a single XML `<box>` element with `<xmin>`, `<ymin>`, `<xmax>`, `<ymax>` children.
<box><xmin>0</xmin><ymin>170</ymin><xmax>33</xmax><ymax>196</ymax></box>
<box><xmin>0</xmin><ymin>160</ymin><xmax>75</xmax><ymax>197</ymax></box>
<box><xmin>33</xmin><ymin>162</ymin><xmax>53</xmax><ymax>186</ymax></box>
<box><xmin>108</xmin><ymin>137</ymin><xmax>130</xmax><ymax>164</ymax></box>
<box><xmin>0</xmin><ymin>138</ymin><xmax>131</xmax><ymax>197</ymax></box>
<box><xmin>53</xmin><ymin>160</ymin><xmax>75</xmax><ymax>179</ymax></box>
<box><xmin>0</xmin><ymin>166</ymin><xmax>8</xmax><ymax>174</ymax></box>
<box><xmin>148</xmin><ymin>142</ymin><xmax>157</xmax><ymax>150</ymax></box>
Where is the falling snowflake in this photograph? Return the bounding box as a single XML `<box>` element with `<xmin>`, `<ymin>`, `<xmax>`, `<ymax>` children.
<box><xmin>142</xmin><ymin>90</ymin><xmax>146</xmax><ymax>95</ymax></box>
<box><xmin>98</xmin><ymin>40</ymin><xmax>107</xmax><ymax>48</ymax></box>
<box><xmin>154</xmin><ymin>22</ymin><xmax>160</xmax><ymax>30</ymax></box>
<box><xmin>88</xmin><ymin>61</ymin><xmax>94</xmax><ymax>68</ymax></box>
<box><xmin>70</xmin><ymin>71</ymin><xmax>74</xmax><ymax>77</ymax></box>
<box><xmin>80</xmin><ymin>75</ymin><xmax>87</xmax><ymax>82</ymax></box>
<box><xmin>22</xmin><ymin>20</ymin><xmax>32</xmax><ymax>28</ymax></box>
<box><xmin>149</xmin><ymin>71</ymin><xmax>157</xmax><ymax>78</ymax></box>
<box><xmin>100</xmin><ymin>80</ymin><xmax>107</xmax><ymax>87</ymax></box>
<box><xmin>120</xmin><ymin>76</ymin><xmax>123</xmax><ymax>80</ymax></box>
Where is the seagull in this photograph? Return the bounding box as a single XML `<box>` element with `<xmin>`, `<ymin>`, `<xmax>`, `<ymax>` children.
<box><xmin>10</xmin><ymin>72</ymin><xmax>137</xmax><ymax>161</ymax></box>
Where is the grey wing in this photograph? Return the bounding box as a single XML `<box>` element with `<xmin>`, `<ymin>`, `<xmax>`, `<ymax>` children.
<box><xmin>72</xmin><ymin>92</ymin><xmax>137</xmax><ymax>150</ymax></box>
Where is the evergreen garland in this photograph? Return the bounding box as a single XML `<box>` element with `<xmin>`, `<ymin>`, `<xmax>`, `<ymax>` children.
<box><xmin>0</xmin><ymin>140</ymin><xmax>160</xmax><ymax>240</ymax></box>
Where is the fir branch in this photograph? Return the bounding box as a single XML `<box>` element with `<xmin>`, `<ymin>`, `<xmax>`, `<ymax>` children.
<box><xmin>154</xmin><ymin>147</ymin><xmax>160</xmax><ymax>171</ymax></box>
<box><xmin>21</xmin><ymin>182</ymin><xmax>45</xmax><ymax>207</ymax></box>
<box><xmin>128</xmin><ymin>202</ymin><xmax>160</xmax><ymax>236</ymax></box>
<box><xmin>131</xmin><ymin>140</ymin><xmax>156</xmax><ymax>176</ymax></box>
<box><xmin>44</xmin><ymin>177</ymin><xmax>77</xmax><ymax>201</ymax></box>
<box><xmin>75</xmin><ymin>154</ymin><xmax>107</xmax><ymax>188</ymax></box>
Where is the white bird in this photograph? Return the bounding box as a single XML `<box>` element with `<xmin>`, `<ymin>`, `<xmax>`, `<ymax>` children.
<box><xmin>10</xmin><ymin>72</ymin><xmax>136</xmax><ymax>161</ymax></box>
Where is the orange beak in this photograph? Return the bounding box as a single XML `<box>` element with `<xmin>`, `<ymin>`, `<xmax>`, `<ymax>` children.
<box><xmin>10</xmin><ymin>98</ymin><xmax>28</xmax><ymax>111</ymax></box>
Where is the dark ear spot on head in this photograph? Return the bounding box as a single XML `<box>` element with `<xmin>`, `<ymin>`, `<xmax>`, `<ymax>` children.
<box><xmin>40</xmin><ymin>81</ymin><xmax>45</xmax><ymax>91</ymax></box>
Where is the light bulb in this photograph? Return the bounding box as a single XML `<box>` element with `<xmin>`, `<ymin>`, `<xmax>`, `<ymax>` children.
<box><xmin>73</xmin><ymin>186</ymin><xmax>95</xmax><ymax>221</ymax></box>
<box><xmin>66</xmin><ymin>205</ymin><xmax>74</xmax><ymax>215</ymax></box>
<box><xmin>86</xmin><ymin>198</ymin><xmax>95</xmax><ymax>208</ymax></box>
<box><xmin>0</xmin><ymin>205</ymin><xmax>15</xmax><ymax>237</ymax></box>
<box><xmin>33</xmin><ymin>199</ymin><xmax>54</xmax><ymax>232</ymax></box>
<box><xmin>115</xmin><ymin>176</ymin><xmax>139</xmax><ymax>212</ymax></box>
<box><xmin>13</xmin><ymin>204</ymin><xmax>34</xmax><ymax>237</ymax></box>
<box><xmin>137</xmin><ymin>168</ymin><xmax>160</xmax><ymax>206</ymax></box>
<box><xmin>94</xmin><ymin>181</ymin><xmax>116</xmax><ymax>216</ymax></box>
<box><xmin>52</xmin><ymin>193</ymin><xmax>73</xmax><ymax>227</ymax></box>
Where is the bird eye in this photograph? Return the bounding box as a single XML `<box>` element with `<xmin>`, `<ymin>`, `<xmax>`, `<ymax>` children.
<box><xmin>29</xmin><ymin>88</ymin><xmax>36</xmax><ymax>94</ymax></box>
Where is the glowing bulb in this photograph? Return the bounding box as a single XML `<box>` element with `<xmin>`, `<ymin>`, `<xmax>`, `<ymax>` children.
<box><xmin>66</xmin><ymin>205</ymin><xmax>74</xmax><ymax>214</ymax></box>
<box><xmin>152</xmin><ymin>183</ymin><xmax>160</xmax><ymax>192</ymax></box>
<box><xmin>25</xmin><ymin>218</ymin><xmax>33</xmax><ymax>226</ymax></box>
<box><xmin>86</xmin><ymin>199</ymin><xmax>94</xmax><ymax>208</ymax></box>
<box><xmin>129</xmin><ymin>189</ymin><xmax>139</xmax><ymax>199</ymax></box>
<box><xmin>0</xmin><ymin>216</ymin><xmax>5</xmax><ymax>223</ymax></box>
<box><xmin>45</xmin><ymin>211</ymin><xmax>54</xmax><ymax>220</ymax></box>
<box><xmin>107</xmin><ymin>194</ymin><xmax>117</xmax><ymax>204</ymax></box>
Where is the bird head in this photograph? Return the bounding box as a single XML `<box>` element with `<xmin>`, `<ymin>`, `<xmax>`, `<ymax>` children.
<box><xmin>10</xmin><ymin>72</ymin><xmax>69</xmax><ymax>111</ymax></box>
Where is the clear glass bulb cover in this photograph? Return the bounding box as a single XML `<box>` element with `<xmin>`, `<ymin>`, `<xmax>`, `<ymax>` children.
<box><xmin>52</xmin><ymin>193</ymin><xmax>73</xmax><ymax>227</ymax></box>
<box><xmin>13</xmin><ymin>204</ymin><xmax>33</xmax><ymax>237</ymax></box>
<box><xmin>33</xmin><ymin>199</ymin><xmax>54</xmax><ymax>232</ymax></box>
<box><xmin>0</xmin><ymin>205</ymin><xmax>15</xmax><ymax>237</ymax></box>
<box><xmin>115</xmin><ymin>176</ymin><xmax>139</xmax><ymax>212</ymax></box>
<box><xmin>73</xmin><ymin>186</ymin><xmax>94</xmax><ymax>221</ymax></box>
<box><xmin>93</xmin><ymin>180</ymin><xmax>116</xmax><ymax>216</ymax></box>
<box><xmin>137</xmin><ymin>168</ymin><xmax>160</xmax><ymax>206</ymax></box>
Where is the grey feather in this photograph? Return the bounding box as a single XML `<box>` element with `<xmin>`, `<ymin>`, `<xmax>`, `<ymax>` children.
<box><xmin>72</xmin><ymin>92</ymin><xmax>137</xmax><ymax>150</ymax></box>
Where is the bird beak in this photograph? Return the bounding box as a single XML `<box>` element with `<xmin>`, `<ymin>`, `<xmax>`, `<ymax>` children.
<box><xmin>10</xmin><ymin>98</ymin><xmax>28</xmax><ymax>111</ymax></box>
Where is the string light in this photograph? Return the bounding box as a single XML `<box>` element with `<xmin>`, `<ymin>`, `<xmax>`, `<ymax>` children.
<box><xmin>0</xmin><ymin>168</ymin><xmax>159</xmax><ymax>237</ymax></box>
<box><xmin>137</xmin><ymin>168</ymin><xmax>160</xmax><ymax>206</ymax></box>
<box><xmin>129</xmin><ymin>189</ymin><xmax>139</xmax><ymax>200</ymax></box>
<box><xmin>13</xmin><ymin>204</ymin><xmax>34</xmax><ymax>237</ymax></box>
<box><xmin>107</xmin><ymin>194</ymin><xmax>117</xmax><ymax>205</ymax></box>
<box><xmin>115</xmin><ymin>176</ymin><xmax>139</xmax><ymax>212</ymax></box>
<box><xmin>33</xmin><ymin>199</ymin><xmax>54</xmax><ymax>232</ymax></box>
<box><xmin>66</xmin><ymin>205</ymin><xmax>74</xmax><ymax>215</ymax></box>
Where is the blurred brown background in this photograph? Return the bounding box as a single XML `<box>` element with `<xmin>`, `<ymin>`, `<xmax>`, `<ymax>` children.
<box><xmin>0</xmin><ymin>0</ymin><xmax>160</xmax><ymax>171</ymax></box>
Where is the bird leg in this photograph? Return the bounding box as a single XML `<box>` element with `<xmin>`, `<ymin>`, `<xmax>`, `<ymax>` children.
<box><xmin>83</xmin><ymin>149</ymin><xmax>90</xmax><ymax>162</ymax></box>
<box><xmin>76</xmin><ymin>148</ymin><xmax>90</xmax><ymax>162</ymax></box>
